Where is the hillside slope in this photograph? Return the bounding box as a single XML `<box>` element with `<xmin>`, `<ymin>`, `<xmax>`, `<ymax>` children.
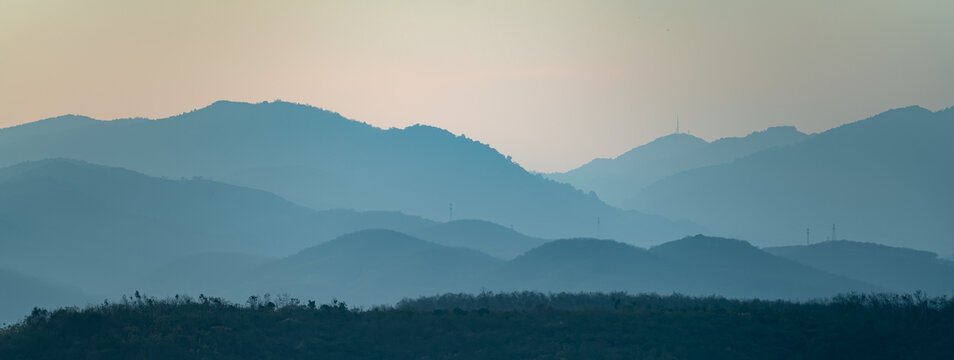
<box><xmin>408</xmin><ymin>219</ymin><xmax>549</xmax><ymax>259</ymax></box>
<box><xmin>766</xmin><ymin>241</ymin><xmax>954</xmax><ymax>295</ymax></box>
<box><xmin>649</xmin><ymin>235</ymin><xmax>878</xmax><ymax>299</ymax></box>
<box><xmin>0</xmin><ymin>159</ymin><xmax>436</xmax><ymax>294</ymax></box>
<box><xmin>240</xmin><ymin>230</ymin><xmax>504</xmax><ymax>305</ymax></box>
<box><xmin>0</xmin><ymin>100</ymin><xmax>700</xmax><ymax>243</ymax></box>
<box><xmin>626</xmin><ymin>106</ymin><xmax>954</xmax><ymax>252</ymax></box>
<box><xmin>549</xmin><ymin>127</ymin><xmax>807</xmax><ymax>206</ymax></box>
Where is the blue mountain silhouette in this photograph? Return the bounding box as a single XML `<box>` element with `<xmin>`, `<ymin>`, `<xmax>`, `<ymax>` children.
<box><xmin>624</xmin><ymin>106</ymin><xmax>954</xmax><ymax>252</ymax></box>
<box><xmin>547</xmin><ymin>126</ymin><xmax>807</xmax><ymax>206</ymax></box>
<box><xmin>766</xmin><ymin>240</ymin><xmax>954</xmax><ymax>296</ymax></box>
<box><xmin>0</xmin><ymin>159</ymin><xmax>435</xmax><ymax>294</ymax></box>
<box><xmin>0</xmin><ymin>100</ymin><xmax>700</xmax><ymax>243</ymax></box>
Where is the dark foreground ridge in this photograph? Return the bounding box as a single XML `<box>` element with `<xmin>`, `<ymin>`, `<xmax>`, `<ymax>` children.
<box><xmin>2</xmin><ymin>292</ymin><xmax>953</xmax><ymax>359</ymax></box>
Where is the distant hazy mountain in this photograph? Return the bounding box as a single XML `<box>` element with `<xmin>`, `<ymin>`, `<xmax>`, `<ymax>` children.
<box><xmin>484</xmin><ymin>238</ymin><xmax>687</xmax><ymax>294</ymax></box>
<box><xmin>547</xmin><ymin>127</ymin><xmax>808</xmax><ymax>206</ymax></box>
<box><xmin>485</xmin><ymin>236</ymin><xmax>874</xmax><ymax>299</ymax></box>
<box><xmin>0</xmin><ymin>100</ymin><xmax>699</xmax><ymax>243</ymax></box>
<box><xmin>408</xmin><ymin>219</ymin><xmax>549</xmax><ymax>259</ymax></box>
<box><xmin>625</xmin><ymin>106</ymin><xmax>954</xmax><ymax>253</ymax></box>
<box><xmin>0</xmin><ymin>268</ymin><xmax>91</xmax><ymax>326</ymax></box>
<box><xmin>766</xmin><ymin>241</ymin><xmax>954</xmax><ymax>295</ymax></box>
<box><xmin>163</xmin><ymin>231</ymin><xmax>879</xmax><ymax>304</ymax></box>
<box><xmin>239</xmin><ymin>230</ymin><xmax>503</xmax><ymax>305</ymax></box>
<box><xmin>0</xmin><ymin>159</ymin><xmax>435</xmax><ymax>294</ymax></box>
<box><xmin>649</xmin><ymin>235</ymin><xmax>877</xmax><ymax>299</ymax></box>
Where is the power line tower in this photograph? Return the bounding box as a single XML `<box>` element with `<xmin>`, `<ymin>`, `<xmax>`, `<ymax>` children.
<box><xmin>806</xmin><ymin>228</ymin><xmax>810</xmax><ymax>245</ymax></box>
<box><xmin>676</xmin><ymin>116</ymin><xmax>680</xmax><ymax>134</ymax></box>
<box><xmin>449</xmin><ymin>203</ymin><xmax>453</xmax><ymax>222</ymax></box>
<box><xmin>831</xmin><ymin>224</ymin><xmax>837</xmax><ymax>241</ymax></box>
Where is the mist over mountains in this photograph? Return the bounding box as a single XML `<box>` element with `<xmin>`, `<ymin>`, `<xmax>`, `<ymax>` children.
<box><xmin>547</xmin><ymin>126</ymin><xmax>809</xmax><ymax>207</ymax></box>
<box><xmin>624</xmin><ymin>106</ymin><xmax>954</xmax><ymax>252</ymax></box>
<box><xmin>766</xmin><ymin>241</ymin><xmax>954</xmax><ymax>295</ymax></box>
<box><xmin>0</xmin><ymin>159</ymin><xmax>433</xmax><ymax>294</ymax></box>
<box><xmin>0</xmin><ymin>100</ymin><xmax>699</xmax><ymax>243</ymax></box>
<box><xmin>136</xmin><ymin>232</ymin><xmax>883</xmax><ymax>308</ymax></box>
<box><xmin>0</xmin><ymin>268</ymin><xmax>91</xmax><ymax>327</ymax></box>
<box><xmin>1</xmin><ymin>101</ymin><xmax>952</xmax><ymax>326</ymax></box>
<box><xmin>407</xmin><ymin>219</ymin><xmax>548</xmax><ymax>259</ymax></box>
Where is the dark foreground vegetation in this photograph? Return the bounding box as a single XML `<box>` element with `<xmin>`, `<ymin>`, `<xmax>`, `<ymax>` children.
<box><xmin>2</xmin><ymin>292</ymin><xmax>953</xmax><ymax>359</ymax></box>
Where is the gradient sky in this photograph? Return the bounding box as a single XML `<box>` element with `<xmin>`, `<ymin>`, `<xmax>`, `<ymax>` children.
<box><xmin>1</xmin><ymin>0</ymin><xmax>952</xmax><ymax>172</ymax></box>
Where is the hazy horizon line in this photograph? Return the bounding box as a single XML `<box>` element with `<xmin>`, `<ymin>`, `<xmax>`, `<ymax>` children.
<box><xmin>4</xmin><ymin>99</ymin><xmax>950</xmax><ymax>173</ymax></box>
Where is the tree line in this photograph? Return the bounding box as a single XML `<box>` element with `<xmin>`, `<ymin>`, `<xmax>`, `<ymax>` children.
<box><xmin>2</xmin><ymin>291</ymin><xmax>952</xmax><ymax>359</ymax></box>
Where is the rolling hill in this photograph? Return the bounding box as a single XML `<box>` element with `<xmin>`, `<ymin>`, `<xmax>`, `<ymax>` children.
<box><xmin>138</xmin><ymin>231</ymin><xmax>887</xmax><ymax>305</ymax></box>
<box><xmin>238</xmin><ymin>230</ymin><xmax>503</xmax><ymax>305</ymax></box>
<box><xmin>0</xmin><ymin>100</ymin><xmax>700</xmax><ymax>244</ymax></box>
<box><xmin>547</xmin><ymin>126</ymin><xmax>808</xmax><ymax>206</ymax></box>
<box><xmin>649</xmin><ymin>235</ymin><xmax>877</xmax><ymax>299</ymax></box>
<box><xmin>0</xmin><ymin>159</ymin><xmax>436</xmax><ymax>294</ymax></box>
<box><xmin>407</xmin><ymin>219</ymin><xmax>549</xmax><ymax>259</ymax></box>
<box><xmin>483</xmin><ymin>238</ymin><xmax>686</xmax><ymax>294</ymax></box>
<box><xmin>625</xmin><ymin>106</ymin><xmax>954</xmax><ymax>252</ymax></box>
<box><xmin>766</xmin><ymin>241</ymin><xmax>954</xmax><ymax>295</ymax></box>
<box><xmin>484</xmin><ymin>235</ymin><xmax>875</xmax><ymax>299</ymax></box>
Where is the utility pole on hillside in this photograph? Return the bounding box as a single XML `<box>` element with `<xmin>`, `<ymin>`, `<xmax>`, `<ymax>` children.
<box><xmin>449</xmin><ymin>203</ymin><xmax>453</xmax><ymax>222</ymax></box>
<box><xmin>806</xmin><ymin>228</ymin><xmax>810</xmax><ymax>245</ymax></box>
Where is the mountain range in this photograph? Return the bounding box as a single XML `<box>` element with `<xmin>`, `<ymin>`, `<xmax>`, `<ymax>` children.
<box><xmin>624</xmin><ymin>106</ymin><xmax>954</xmax><ymax>251</ymax></box>
<box><xmin>2</xmin><ymin>100</ymin><xmax>952</xmax><ymax>325</ymax></box>
<box><xmin>546</xmin><ymin>126</ymin><xmax>808</xmax><ymax>206</ymax></box>
<box><xmin>139</xmin><ymin>232</ymin><xmax>881</xmax><ymax>307</ymax></box>
<box><xmin>549</xmin><ymin>106</ymin><xmax>953</xmax><ymax>253</ymax></box>
<box><xmin>238</xmin><ymin>230</ymin><xmax>504</xmax><ymax>305</ymax></box>
<box><xmin>0</xmin><ymin>100</ymin><xmax>699</xmax><ymax>243</ymax></box>
<box><xmin>0</xmin><ymin>159</ymin><xmax>434</xmax><ymax>294</ymax></box>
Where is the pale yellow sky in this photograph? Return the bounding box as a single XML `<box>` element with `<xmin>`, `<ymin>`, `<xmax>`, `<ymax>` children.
<box><xmin>1</xmin><ymin>0</ymin><xmax>952</xmax><ymax>172</ymax></box>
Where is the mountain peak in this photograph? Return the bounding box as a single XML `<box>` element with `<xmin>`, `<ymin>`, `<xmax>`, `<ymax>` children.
<box><xmin>0</xmin><ymin>114</ymin><xmax>100</xmax><ymax>134</ymax></box>
<box><xmin>303</xmin><ymin>229</ymin><xmax>444</xmax><ymax>258</ymax></box>
<box><xmin>409</xmin><ymin>219</ymin><xmax>548</xmax><ymax>259</ymax></box>
<box><xmin>518</xmin><ymin>238</ymin><xmax>650</xmax><ymax>261</ymax></box>
<box><xmin>399</xmin><ymin>124</ymin><xmax>457</xmax><ymax>137</ymax></box>
<box><xmin>163</xmin><ymin>100</ymin><xmax>369</xmax><ymax>131</ymax></box>
<box><xmin>650</xmin><ymin>235</ymin><xmax>764</xmax><ymax>263</ymax></box>
<box><xmin>751</xmin><ymin>125</ymin><xmax>803</xmax><ymax>137</ymax></box>
<box><xmin>620</xmin><ymin>133</ymin><xmax>707</xmax><ymax>156</ymax></box>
